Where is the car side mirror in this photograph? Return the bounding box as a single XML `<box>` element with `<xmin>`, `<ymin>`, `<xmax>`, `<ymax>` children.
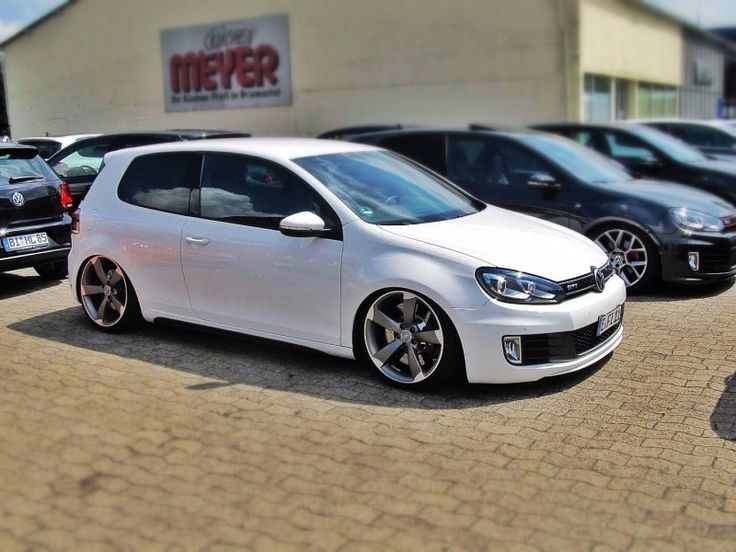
<box><xmin>279</xmin><ymin>211</ymin><xmax>328</xmax><ymax>237</ymax></box>
<box><xmin>635</xmin><ymin>157</ymin><xmax>661</xmax><ymax>171</ymax></box>
<box><xmin>527</xmin><ymin>173</ymin><xmax>560</xmax><ymax>189</ymax></box>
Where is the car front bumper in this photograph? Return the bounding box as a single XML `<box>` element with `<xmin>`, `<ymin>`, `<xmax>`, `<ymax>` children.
<box><xmin>659</xmin><ymin>230</ymin><xmax>736</xmax><ymax>285</ymax></box>
<box><xmin>450</xmin><ymin>275</ymin><xmax>627</xmax><ymax>384</ymax></box>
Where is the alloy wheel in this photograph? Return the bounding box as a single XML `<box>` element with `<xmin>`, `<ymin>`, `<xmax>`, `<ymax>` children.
<box><xmin>594</xmin><ymin>229</ymin><xmax>648</xmax><ymax>288</ymax></box>
<box><xmin>363</xmin><ymin>291</ymin><xmax>444</xmax><ymax>384</ymax></box>
<box><xmin>80</xmin><ymin>256</ymin><xmax>128</xmax><ymax>327</ymax></box>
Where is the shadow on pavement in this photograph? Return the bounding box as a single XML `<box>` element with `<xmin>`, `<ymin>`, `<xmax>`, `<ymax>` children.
<box><xmin>628</xmin><ymin>278</ymin><xmax>734</xmax><ymax>303</ymax></box>
<box><xmin>710</xmin><ymin>372</ymin><xmax>736</xmax><ymax>441</ymax></box>
<box><xmin>8</xmin><ymin>306</ymin><xmax>609</xmax><ymax>410</ymax></box>
<box><xmin>0</xmin><ymin>271</ymin><xmax>66</xmax><ymax>300</ymax></box>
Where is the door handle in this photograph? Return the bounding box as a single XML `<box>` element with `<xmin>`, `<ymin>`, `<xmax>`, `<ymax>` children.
<box><xmin>184</xmin><ymin>236</ymin><xmax>210</xmax><ymax>246</ymax></box>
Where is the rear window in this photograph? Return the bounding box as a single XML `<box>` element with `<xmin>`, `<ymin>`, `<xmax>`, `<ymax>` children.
<box><xmin>118</xmin><ymin>152</ymin><xmax>201</xmax><ymax>215</ymax></box>
<box><xmin>0</xmin><ymin>149</ymin><xmax>58</xmax><ymax>186</ymax></box>
<box><xmin>17</xmin><ymin>140</ymin><xmax>61</xmax><ymax>159</ymax></box>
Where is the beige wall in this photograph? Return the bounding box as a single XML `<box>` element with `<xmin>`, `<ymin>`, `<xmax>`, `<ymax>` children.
<box><xmin>579</xmin><ymin>0</ymin><xmax>682</xmax><ymax>85</ymax></box>
<box><xmin>3</xmin><ymin>0</ymin><xmax>578</xmax><ymax>138</ymax></box>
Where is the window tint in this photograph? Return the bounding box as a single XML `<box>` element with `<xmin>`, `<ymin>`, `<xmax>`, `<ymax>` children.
<box><xmin>377</xmin><ymin>134</ymin><xmax>447</xmax><ymax>173</ymax></box>
<box><xmin>52</xmin><ymin>139</ymin><xmax>113</xmax><ymax>178</ymax></box>
<box><xmin>18</xmin><ymin>140</ymin><xmax>61</xmax><ymax>159</ymax></box>
<box><xmin>668</xmin><ymin>125</ymin><xmax>736</xmax><ymax>148</ymax></box>
<box><xmin>0</xmin><ymin>150</ymin><xmax>58</xmax><ymax>185</ymax></box>
<box><xmin>200</xmin><ymin>153</ymin><xmax>336</xmax><ymax>229</ymax></box>
<box><xmin>448</xmin><ymin>136</ymin><xmax>509</xmax><ymax>185</ymax></box>
<box><xmin>603</xmin><ymin>132</ymin><xmax>657</xmax><ymax>161</ymax></box>
<box><xmin>118</xmin><ymin>152</ymin><xmax>200</xmax><ymax>215</ymax></box>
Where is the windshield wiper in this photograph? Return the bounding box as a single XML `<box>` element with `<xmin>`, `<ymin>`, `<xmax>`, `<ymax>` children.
<box><xmin>8</xmin><ymin>175</ymin><xmax>43</xmax><ymax>184</ymax></box>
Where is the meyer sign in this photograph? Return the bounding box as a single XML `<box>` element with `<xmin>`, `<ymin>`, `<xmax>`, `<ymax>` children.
<box><xmin>160</xmin><ymin>14</ymin><xmax>291</xmax><ymax>112</ymax></box>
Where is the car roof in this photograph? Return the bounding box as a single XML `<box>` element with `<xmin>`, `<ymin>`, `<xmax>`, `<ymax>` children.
<box><xmin>532</xmin><ymin>122</ymin><xmax>650</xmax><ymax>133</ymax></box>
<box><xmin>349</xmin><ymin>126</ymin><xmax>544</xmax><ymax>142</ymax></box>
<box><xmin>104</xmin><ymin>137</ymin><xmax>380</xmax><ymax>164</ymax></box>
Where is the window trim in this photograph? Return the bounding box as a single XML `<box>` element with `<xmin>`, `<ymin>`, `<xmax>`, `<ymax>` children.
<box><xmin>195</xmin><ymin>152</ymin><xmax>343</xmax><ymax>241</ymax></box>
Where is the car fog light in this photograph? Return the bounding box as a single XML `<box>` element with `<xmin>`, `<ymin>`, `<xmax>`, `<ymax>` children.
<box><xmin>503</xmin><ymin>336</ymin><xmax>522</xmax><ymax>365</ymax></box>
<box><xmin>688</xmin><ymin>252</ymin><xmax>699</xmax><ymax>272</ymax></box>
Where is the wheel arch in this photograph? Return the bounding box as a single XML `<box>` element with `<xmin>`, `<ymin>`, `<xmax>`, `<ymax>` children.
<box><xmin>74</xmin><ymin>253</ymin><xmax>135</xmax><ymax>303</ymax></box>
<box><xmin>583</xmin><ymin>217</ymin><xmax>663</xmax><ymax>249</ymax></box>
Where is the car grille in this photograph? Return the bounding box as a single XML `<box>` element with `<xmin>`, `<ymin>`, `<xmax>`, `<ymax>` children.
<box><xmin>517</xmin><ymin>306</ymin><xmax>624</xmax><ymax>366</ymax></box>
<box><xmin>698</xmin><ymin>243</ymin><xmax>736</xmax><ymax>273</ymax></box>
<box><xmin>558</xmin><ymin>262</ymin><xmax>615</xmax><ymax>299</ymax></box>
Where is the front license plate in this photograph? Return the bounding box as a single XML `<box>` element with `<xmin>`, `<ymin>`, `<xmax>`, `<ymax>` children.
<box><xmin>597</xmin><ymin>305</ymin><xmax>622</xmax><ymax>336</ymax></box>
<box><xmin>1</xmin><ymin>232</ymin><xmax>50</xmax><ymax>252</ymax></box>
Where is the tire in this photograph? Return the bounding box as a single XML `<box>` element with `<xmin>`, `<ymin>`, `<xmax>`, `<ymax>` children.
<box><xmin>589</xmin><ymin>224</ymin><xmax>660</xmax><ymax>294</ymax></box>
<box><xmin>34</xmin><ymin>260</ymin><xmax>68</xmax><ymax>280</ymax></box>
<box><xmin>355</xmin><ymin>289</ymin><xmax>464</xmax><ymax>389</ymax></box>
<box><xmin>78</xmin><ymin>256</ymin><xmax>142</xmax><ymax>332</ymax></box>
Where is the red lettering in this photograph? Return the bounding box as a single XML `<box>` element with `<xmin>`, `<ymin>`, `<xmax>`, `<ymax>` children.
<box><xmin>199</xmin><ymin>52</ymin><xmax>218</xmax><ymax>91</ymax></box>
<box><xmin>255</xmin><ymin>45</ymin><xmax>279</xmax><ymax>86</ymax></box>
<box><xmin>214</xmin><ymin>51</ymin><xmax>236</xmax><ymax>89</ymax></box>
<box><xmin>169</xmin><ymin>53</ymin><xmax>200</xmax><ymax>92</ymax></box>
<box><xmin>235</xmin><ymin>46</ymin><xmax>255</xmax><ymax>87</ymax></box>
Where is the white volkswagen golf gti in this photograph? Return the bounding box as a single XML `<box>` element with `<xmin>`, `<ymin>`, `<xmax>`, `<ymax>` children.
<box><xmin>68</xmin><ymin>138</ymin><xmax>626</xmax><ymax>388</ymax></box>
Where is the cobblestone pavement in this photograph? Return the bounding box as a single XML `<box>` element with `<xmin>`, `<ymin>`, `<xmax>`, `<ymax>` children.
<box><xmin>0</xmin><ymin>268</ymin><xmax>735</xmax><ymax>551</ymax></box>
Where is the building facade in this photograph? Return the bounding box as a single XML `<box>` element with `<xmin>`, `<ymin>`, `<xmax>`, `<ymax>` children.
<box><xmin>1</xmin><ymin>0</ymin><xmax>732</xmax><ymax>138</ymax></box>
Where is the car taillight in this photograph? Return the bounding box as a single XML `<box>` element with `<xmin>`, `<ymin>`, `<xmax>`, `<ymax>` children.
<box><xmin>71</xmin><ymin>209</ymin><xmax>81</xmax><ymax>234</ymax></box>
<box><xmin>59</xmin><ymin>181</ymin><xmax>74</xmax><ymax>210</ymax></box>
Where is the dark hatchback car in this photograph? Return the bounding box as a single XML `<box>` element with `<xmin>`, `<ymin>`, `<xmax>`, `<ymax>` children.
<box><xmin>350</xmin><ymin>128</ymin><xmax>736</xmax><ymax>292</ymax></box>
<box><xmin>47</xmin><ymin>129</ymin><xmax>250</xmax><ymax>208</ymax></box>
<box><xmin>635</xmin><ymin>120</ymin><xmax>736</xmax><ymax>163</ymax></box>
<box><xmin>1</xmin><ymin>144</ymin><xmax>73</xmax><ymax>279</ymax></box>
<box><xmin>317</xmin><ymin>125</ymin><xmax>404</xmax><ymax>141</ymax></box>
<box><xmin>533</xmin><ymin>123</ymin><xmax>736</xmax><ymax>205</ymax></box>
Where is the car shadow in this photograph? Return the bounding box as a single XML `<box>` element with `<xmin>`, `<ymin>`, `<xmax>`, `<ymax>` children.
<box><xmin>0</xmin><ymin>270</ymin><xmax>67</xmax><ymax>300</ymax></box>
<box><xmin>628</xmin><ymin>279</ymin><xmax>735</xmax><ymax>303</ymax></box>
<box><xmin>710</xmin><ymin>372</ymin><xmax>736</xmax><ymax>441</ymax></box>
<box><xmin>8</xmin><ymin>306</ymin><xmax>610</xmax><ymax>410</ymax></box>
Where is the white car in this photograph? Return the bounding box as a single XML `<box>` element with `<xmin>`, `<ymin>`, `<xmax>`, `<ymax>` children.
<box><xmin>17</xmin><ymin>134</ymin><xmax>101</xmax><ymax>160</ymax></box>
<box><xmin>68</xmin><ymin>138</ymin><xmax>626</xmax><ymax>387</ymax></box>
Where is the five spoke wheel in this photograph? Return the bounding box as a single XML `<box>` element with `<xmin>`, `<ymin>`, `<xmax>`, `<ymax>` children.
<box><xmin>80</xmin><ymin>256</ymin><xmax>128</xmax><ymax>328</ymax></box>
<box><xmin>594</xmin><ymin>228</ymin><xmax>648</xmax><ymax>288</ymax></box>
<box><xmin>363</xmin><ymin>291</ymin><xmax>445</xmax><ymax>384</ymax></box>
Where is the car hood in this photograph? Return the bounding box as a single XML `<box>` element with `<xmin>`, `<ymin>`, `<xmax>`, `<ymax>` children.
<box><xmin>379</xmin><ymin>206</ymin><xmax>607</xmax><ymax>282</ymax></box>
<box><xmin>614</xmin><ymin>178</ymin><xmax>734</xmax><ymax>215</ymax></box>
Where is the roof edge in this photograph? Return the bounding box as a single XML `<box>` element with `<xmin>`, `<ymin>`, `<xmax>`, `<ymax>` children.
<box><xmin>0</xmin><ymin>0</ymin><xmax>75</xmax><ymax>49</ymax></box>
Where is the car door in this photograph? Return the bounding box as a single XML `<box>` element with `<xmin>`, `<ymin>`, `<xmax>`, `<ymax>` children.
<box><xmin>446</xmin><ymin>134</ymin><xmax>570</xmax><ymax>226</ymax></box>
<box><xmin>180</xmin><ymin>152</ymin><xmax>343</xmax><ymax>345</ymax></box>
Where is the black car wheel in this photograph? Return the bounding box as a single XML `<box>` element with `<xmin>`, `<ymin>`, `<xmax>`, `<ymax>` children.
<box><xmin>591</xmin><ymin>224</ymin><xmax>659</xmax><ymax>293</ymax></box>
<box><xmin>34</xmin><ymin>260</ymin><xmax>68</xmax><ymax>280</ymax></box>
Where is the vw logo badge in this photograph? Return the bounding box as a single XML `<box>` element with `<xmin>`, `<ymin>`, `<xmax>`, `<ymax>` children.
<box><xmin>11</xmin><ymin>192</ymin><xmax>25</xmax><ymax>207</ymax></box>
<box><xmin>592</xmin><ymin>266</ymin><xmax>605</xmax><ymax>292</ymax></box>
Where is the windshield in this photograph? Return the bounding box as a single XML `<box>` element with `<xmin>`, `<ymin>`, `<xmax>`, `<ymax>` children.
<box><xmin>294</xmin><ymin>150</ymin><xmax>482</xmax><ymax>225</ymax></box>
<box><xmin>626</xmin><ymin>126</ymin><xmax>707</xmax><ymax>163</ymax></box>
<box><xmin>0</xmin><ymin>150</ymin><xmax>57</xmax><ymax>185</ymax></box>
<box><xmin>522</xmin><ymin>134</ymin><xmax>632</xmax><ymax>184</ymax></box>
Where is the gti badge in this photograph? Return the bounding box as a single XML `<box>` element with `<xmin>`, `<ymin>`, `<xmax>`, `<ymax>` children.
<box><xmin>591</xmin><ymin>266</ymin><xmax>605</xmax><ymax>292</ymax></box>
<box><xmin>11</xmin><ymin>192</ymin><xmax>25</xmax><ymax>207</ymax></box>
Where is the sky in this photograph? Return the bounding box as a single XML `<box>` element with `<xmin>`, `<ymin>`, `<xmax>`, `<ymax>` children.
<box><xmin>0</xmin><ymin>0</ymin><xmax>735</xmax><ymax>44</ymax></box>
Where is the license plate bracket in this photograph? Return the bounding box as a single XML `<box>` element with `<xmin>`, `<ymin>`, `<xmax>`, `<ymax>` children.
<box><xmin>597</xmin><ymin>305</ymin><xmax>622</xmax><ymax>336</ymax></box>
<box><xmin>1</xmin><ymin>232</ymin><xmax>50</xmax><ymax>252</ymax></box>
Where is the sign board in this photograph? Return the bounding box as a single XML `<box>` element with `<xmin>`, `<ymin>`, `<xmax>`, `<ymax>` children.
<box><xmin>160</xmin><ymin>14</ymin><xmax>291</xmax><ymax>112</ymax></box>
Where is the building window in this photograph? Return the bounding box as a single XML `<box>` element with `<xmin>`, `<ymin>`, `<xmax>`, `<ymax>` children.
<box><xmin>615</xmin><ymin>79</ymin><xmax>633</xmax><ymax>120</ymax></box>
<box><xmin>637</xmin><ymin>82</ymin><xmax>677</xmax><ymax>117</ymax></box>
<box><xmin>584</xmin><ymin>74</ymin><xmax>612</xmax><ymax>122</ymax></box>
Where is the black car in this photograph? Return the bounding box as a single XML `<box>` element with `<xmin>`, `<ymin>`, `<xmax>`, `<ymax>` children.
<box><xmin>635</xmin><ymin>120</ymin><xmax>736</xmax><ymax>163</ymax></box>
<box><xmin>317</xmin><ymin>125</ymin><xmax>405</xmax><ymax>141</ymax></box>
<box><xmin>350</xmin><ymin>128</ymin><xmax>736</xmax><ymax>291</ymax></box>
<box><xmin>532</xmin><ymin>123</ymin><xmax>736</xmax><ymax>205</ymax></box>
<box><xmin>1</xmin><ymin>144</ymin><xmax>73</xmax><ymax>279</ymax></box>
<box><xmin>47</xmin><ymin>129</ymin><xmax>250</xmax><ymax>208</ymax></box>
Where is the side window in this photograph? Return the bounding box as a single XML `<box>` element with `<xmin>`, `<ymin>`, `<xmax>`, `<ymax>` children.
<box><xmin>671</xmin><ymin>125</ymin><xmax>735</xmax><ymax>148</ymax></box>
<box><xmin>570</xmin><ymin>130</ymin><xmax>593</xmax><ymax>147</ymax></box>
<box><xmin>448</xmin><ymin>136</ymin><xmax>509</xmax><ymax>185</ymax></box>
<box><xmin>377</xmin><ymin>134</ymin><xmax>447</xmax><ymax>173</ymax></box>
<box><xmin>52</xmin><ymin>139</ymin><xmax>113</xmax><ymax>178</ymax></box>
<box><xmin>499</xmin><ymin>142</ymin><xmax>556</xmax><ymax>185</ymax></box>
<box><xmin>199</xmin><ymin>153</ymin><xmax>337</xmax><ymax>229</ymax></box>
<box><xmin>118</xmin><ymin>152</ymin><xmax>200</xmax><ymax>215</ymax></box>
<box><xmin>603</xmin><ymin>132</ymin><xmax>657</xmax><ymax>161</ymax></box>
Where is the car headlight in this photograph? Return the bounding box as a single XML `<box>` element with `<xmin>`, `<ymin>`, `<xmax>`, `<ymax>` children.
<box><xmin>476</xmin><ymin>268</ymin><xmax>565</xmax><ymax>304</ymax></box>
<box><xmin>670</xmin><ymin>208</ymin><xmax>724</xmax><ymax>232</ymax></box>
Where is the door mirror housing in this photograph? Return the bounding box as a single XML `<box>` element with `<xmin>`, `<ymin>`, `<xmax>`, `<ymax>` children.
<box><xmin>279</xmin><ymin>211</ymin><xmax>327</xmax><ymax>237</ymax></box>
<box><xmin>527</xmin><ymin>173</ymin><xmax>560</xmax><ymax>189</ymax></box>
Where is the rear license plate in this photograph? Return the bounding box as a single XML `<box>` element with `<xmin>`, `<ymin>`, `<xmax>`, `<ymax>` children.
<box><xmin>597</xmin><ymin>305</ymin><xmax>622</xmax><ymax>336</ymax></box>
<box><xmin>2</xmin><ymin>232</ymin><xmax>50</xmax><ymax>252</ymax></box>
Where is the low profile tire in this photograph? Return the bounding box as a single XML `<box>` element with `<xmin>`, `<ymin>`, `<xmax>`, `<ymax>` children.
<box><xmin>590</xmin><ymin>224</ymin><xmax>660</xmax><ymax>294</ymax></box>
<box><xmin>34</xmin><ymin>260</ymin><xmax>68</xmax><ymax>280</ymax></box>
<box><xmin>356</xmin><ymin>290</ymin><xmax>463</xmax><ymax>389</ymax></box>
<box><xmin>78</xmin><ymin>256</ymin><xmax>142</xmax><ymax>332</ymax></box>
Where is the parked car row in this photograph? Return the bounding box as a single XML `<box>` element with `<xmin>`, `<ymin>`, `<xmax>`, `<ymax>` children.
<box><xmin>1</xmin><ymin>119</ymin><xmax>735</xmax><ymax>389</ymax></box>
